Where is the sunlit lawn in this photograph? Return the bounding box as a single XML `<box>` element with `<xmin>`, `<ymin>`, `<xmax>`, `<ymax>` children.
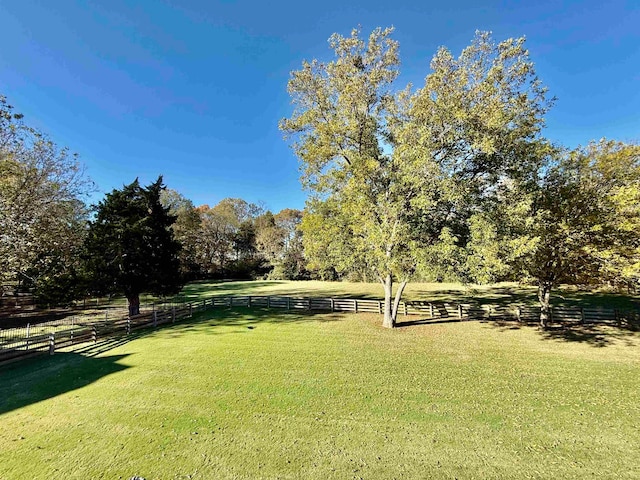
<box><xmin>1</xmin><ymin>307</ymin><xmax>639</xmax><ymax>479</ymax></box>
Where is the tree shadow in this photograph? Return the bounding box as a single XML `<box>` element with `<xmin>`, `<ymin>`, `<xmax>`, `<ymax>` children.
<box><xmin>549</xmin><ymin>291</ymin><xmax>640</xmax><ymax>310</ymax></box>
<box><xmin>0</xmin><ymin>351</ymin><xmax>131</xmax><ymax>415</ymax></box>
<box><xmin>395</xmin><ymin>317</ymin><xmax>467</xmax><ymax>327</ymax></box>
<box><xmin>538</xmin><ymin>323</ymin><xmax>640</xmax><ymax>347</ymax></box>
<box><xmin>2</xmin><ymin>304</ymin><xmax>345</xmax><ymax>378</ymax></box>
<box><xmin>479</xmin><ymin>318</ymin><xmax>640</xmax><ymax>347</ymax></box>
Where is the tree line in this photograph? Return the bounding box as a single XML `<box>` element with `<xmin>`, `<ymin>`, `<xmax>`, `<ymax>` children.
<box><xmin>1</xmin><ymin>28</ymin><xmax>638</xmax><ymax>327</ymax></box>
<box><xmin>0</xmin><ymin>96</ymin><xmax>307</xmax><ymax>315</ymax></box>
<box><xmin>161</xmin><ymin>193</ymin><xmax>308</xmax><ymax>283</ymax></box>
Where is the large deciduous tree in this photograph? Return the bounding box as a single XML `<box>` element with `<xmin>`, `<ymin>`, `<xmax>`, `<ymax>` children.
<box><xmin>83</xmin><ymin>177</ymin><xmax>182</xmax><ymax>316</ymax></box>
<box><xmin>160</xmin><ymin>189</ymin><xmax>203</xmax><ymax>280</ymax></box>
<box><xmin>196</xmin><ymin>198</ymin><xmax>264</xmax><ymax>277</ymax></box>
<box><xmin>255</xmin><ymin>209</ymin><xmax>308</xmax><ymax>280</ymax></box>
<box><xmin>0</xmin><ymin>95</ymin><xmax>92</xmax><ymax>299</ymax></box>
<box><xmin>281</xmin><ymin>28</ymin><xmax>551</xmax><ymax>327</ymax></box>
<box><xmin>466</xmin><ymin>139</ymin><xmax>640</xmax><ymax>327</ymax></box>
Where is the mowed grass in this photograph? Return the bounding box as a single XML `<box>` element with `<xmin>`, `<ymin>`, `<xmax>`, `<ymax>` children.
<box><xmin>182</xmin><ymin>279</ymin><xmax>640</xmax><ymax>310</ymax></box>
<box><xmin>1</xmin><ymin>308</ymin><xmax>639</xmax><ymax>479</ymax></box>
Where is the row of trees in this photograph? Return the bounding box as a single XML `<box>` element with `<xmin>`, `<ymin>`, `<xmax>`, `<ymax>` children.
<box><xmin>0</xmin><ymin>100</ymin><xmax>307</xmax><ymax>314</ymax></box>
<box><xmin>159</xmin><ymin>193</ymin><xmax>307</xmax><ymax>281</ymax></box>
<box><xmin>84</xmin><ymin>185</ymin><xmax>308</xmax><ymax>315</ymax></box>
<box><xmin>281</xmin><ymin>28</ymin><xmax>640</xmax><ymax>327</ymax></box>
<box><xmin>2</xmin><ymin>29</ymin><xmax>637</xmax><ymax>327</ymax></box>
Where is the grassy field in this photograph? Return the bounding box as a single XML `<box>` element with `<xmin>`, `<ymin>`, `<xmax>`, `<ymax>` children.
<box><xmin>1</xmin><ymin>305</ymin><xmax>639</xmax><ymax>479</ymax></box>
<box><xmin>182</xmin><ymin>279</ymin><xmax>640</xmax><ymax>310</ymax></box>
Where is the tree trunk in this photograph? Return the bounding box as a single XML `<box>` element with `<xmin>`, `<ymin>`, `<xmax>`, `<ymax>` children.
<box><xmin>392</xmin><ymin>280</ymin><xmax>408</xmax><ymax>322</ymax></box>
<box><xmin>381</xmin><ymin>275</ymin><xmax>408</xmax><ymax>328</ymax></box>
<box><xmin>382</xmin><ymin>275</ymin><xmax>394</xmax><ymax>328</ymax></box>
<box><xmin>538</xmin><ymin>282</ymin><xmax>553</xmax><ymax>328</ymax></box>
<box><xmin>127</xmin><ymin>293</ymin><xmax>140</xmax><ymax>317</ymax></box>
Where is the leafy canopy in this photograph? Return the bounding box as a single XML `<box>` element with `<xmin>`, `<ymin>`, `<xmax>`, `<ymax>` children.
<box><xmin>281</xmin><ymin>28</ymin><xmax>551</xmax><ymax>324</ymax></box>
<box><xmin>83</xmin><ymin>177</ymin><xmax>182</xmax><ymax>304</ymax></box>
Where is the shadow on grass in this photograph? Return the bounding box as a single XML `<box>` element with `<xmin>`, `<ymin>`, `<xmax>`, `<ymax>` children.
<box><xmin>413</xmin><ymin>286</ymin><xmax>640</xmax><ymax>309</ymax></box>
<box><xmin>0</xmin><ymin>307</ymin><xmax>341</xmax><ymax>414</ymax></box>
<box><xmin>182</xmin><ymin>303</ymin><xmax>640</xmax><ymax>349</ymax></box>
<box><xmin>395</xmin><ymin>317</ymin><xmax>468</xmax><ymax>327</ymax></box>
<box><xmin>183</xmin><ymin>281</ymin><xmax>640</xmax><ymax>307</ymax></box>
<box><xmin>479</xmin><ymin>318</ymin><xmax>640</xmax><ymax>348</ymax></box>
<box><xmin>0</xmin><ymin>351</ymin><xmax>131</xmax><ymax>415</ymax></box>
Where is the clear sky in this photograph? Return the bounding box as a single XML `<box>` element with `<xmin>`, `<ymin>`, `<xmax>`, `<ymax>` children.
<box><xmin>1</xmin><ymin>0</ymin><xmax>638</xmax><ymax>212</ymax></box>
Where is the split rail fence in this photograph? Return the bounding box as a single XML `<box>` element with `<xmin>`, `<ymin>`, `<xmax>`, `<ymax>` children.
<box><xmin>1</xmin><ymin>295</ymin><xmax>638</xmax><ymax>366</ymax></box>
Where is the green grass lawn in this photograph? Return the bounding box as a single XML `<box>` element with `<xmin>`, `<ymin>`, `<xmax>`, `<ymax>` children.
<box><xmin>181</xmin><ymin>279</ymin><xmax>640</xmax><ymax>310</ymax></box>
<box><xmin>1</xmin><ymin>307</ymin><xmax>639</xmax><ymax>479</ymax></box>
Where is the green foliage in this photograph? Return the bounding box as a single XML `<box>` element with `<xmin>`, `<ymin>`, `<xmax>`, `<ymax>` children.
<box><xmin>464</xmin><ymin>139</ymin><xmax>640</xmax><ymax>325</ymax></box>
<box><xmin>520</xmin><ymin>140</ymin><xmax>640</xmax><ymax>291</ymax></box>
<box><xmin>31</xmin><ymin>263</ymin><xmax>85</xmax><ymax>307</ymax></box>
<box><xmin>83</xmin><ymin>177</ymin><xmax>182</xmax><ymax>311</ymax></box>
<box><xmin>232</xmin><ymin>220</ymin><xmax>258</xmax><ymax>261</ymax></box>
<box><xmin>262</xmin><ymin>209</ymin><xmax>309</xmax><ymax>280</ymax></box>
<box><xmin>196</xmin><ymin>198</ymin><xmax>265</xmax><ymax>278</ymax></box>
<box><xmin>580</xmin><ymin>140</ymin><xmax>640</xmax><ymax>289</ymax></box>
<box><xmin>0</xmin><ymin>94</ymin><xmax>92</xmax><ymax>300</ymax></box>
<box><xmin>282</xmin><ymin>28</ymin><xmax>551</xmax><ymax>324</ymax></box>
<box><xmin>160</xmin><ymin>188</ymin><xmax>203</xmax><ymax>280</ymax></box>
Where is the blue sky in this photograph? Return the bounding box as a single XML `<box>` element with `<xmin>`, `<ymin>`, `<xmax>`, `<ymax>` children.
<box><xmin>1</xmin><ymin>0</ymin><xmax>638</xmax><ymax>212</ymax></box>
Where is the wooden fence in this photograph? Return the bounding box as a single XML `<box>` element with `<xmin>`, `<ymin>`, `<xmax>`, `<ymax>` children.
<box><xmin>0</xmin><ymin>303</ymin><xmax>195</xmax><ymax>366</ymax></box>
<box><xmin>1</xmin><ymin>295</ymin><xmax>638</xmax><ymax>366</ymax></box>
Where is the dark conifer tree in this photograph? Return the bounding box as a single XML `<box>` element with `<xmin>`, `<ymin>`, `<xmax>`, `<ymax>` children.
<box><xmin>83</xmin><ymin>177</ymin><xmax>182</xmax><ymax>316</ymax></box>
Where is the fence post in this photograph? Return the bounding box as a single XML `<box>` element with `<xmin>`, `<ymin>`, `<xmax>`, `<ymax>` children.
<box><xmin>267</xmin><ymin>296</ymin><xmax>271</xmax><ymax>308</ymax></box>
<box><xmin>287</xmin><ymin>297</ymin><xmax>291</xmax><ymax>310</ymax></box>
<box><xmin>153</xmin><ymin>309</ymin><xmax>157</xmax><ymax>327</ymax></box>
<box><xmin>403</xmin><ymin>302</ymin><xmax>408</xmax><ymax>316</ymax></box>
<box><xmin>580</xmin><ymin>307</ymin><xmax>585</xmax><ymax>324</ymax></box>
<box><xmin>458</xmin><ymin>304</ymin><xmax>463</xmax><ymax>320</ymax></box>
<box><xmin>331</xmin><ymin>298</ymin><xmax>335</xmax><ymax>312</ymax></box>
<box><xmin>307</xmin><ymin>298</ymin><xmax>311</xmax><ymax>311</ymax></box>
<box><xmin>26</xmin><ymin>323</ymin><xmax>30</xmax><ymax>350</ymax></box>
<box><xmin>189</xmin><ymin>303</ymin><xmax>193</xmax><ymax>318</ymax></box>
<box><xmin>172</xmin><ymin>306</ymin><xmax>176</xmax><ymax>323</ymax></box>
<box><xmin>378</xmin><ymin>300</ymin><xmax>382</xmax><ymax>314</ymax></box>
<box><xmin>429</xmin><ymin>304</ymin><xmax>434</xmax><ymax>318</ymax></box>
<box><xmin>126</xmin><ymin>317</ymin><xmax>131</xmax><ymax>335</ymax></box>
<box><xmin>49</xmin><ymin>332</ymin><xmax>55</xmax><ymax>355</ymax></box>
<box><xmin>92</xmin><ymin>326</ymin><xmax>97</xmax><ymax>344</ymax></box>
<box><xmin>353</xmin><ymin>299</ymin><xmax>357</xmax><ymax>313</ymax></box>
